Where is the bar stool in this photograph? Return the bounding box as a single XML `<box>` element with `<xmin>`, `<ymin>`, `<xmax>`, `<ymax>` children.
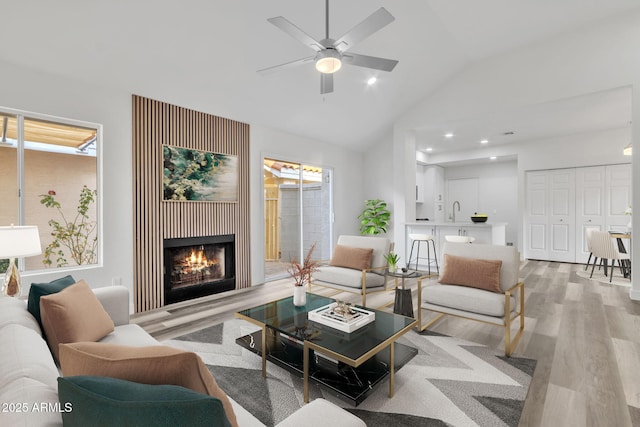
<box><xmin>444</xmin><ymin>235</ymin><xmax>476</xmax><ymax>243</ymax></box>
<box><xmin>407</xmin><ymin>233</ymin><xmax>439</xmax><ymax>274</ymax></box>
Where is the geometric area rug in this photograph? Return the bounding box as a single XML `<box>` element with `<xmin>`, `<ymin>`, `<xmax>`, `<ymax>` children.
<box><xmin>165</xmin><ymin>318</ymin><xmax>536</xmax><ymax>427</ymax></box>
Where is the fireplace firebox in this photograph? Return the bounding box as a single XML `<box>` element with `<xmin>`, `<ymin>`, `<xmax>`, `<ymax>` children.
<box><xmin>163</xmin><ymin>234</ymin><xmax>235</xmax><ymax>304</ymax></box>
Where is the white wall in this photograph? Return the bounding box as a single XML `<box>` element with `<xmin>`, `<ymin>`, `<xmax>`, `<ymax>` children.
<box><xmin>362</xmin><ymin>134</ymin><xmax>396</xmax><ymax>239</ymax></box>
<box><xmin>250</xmin><ymin>124</ymin><xmax>364</xmax><ymax>284</ymax></box>
<box><xmin>0</xmin><ymin>59</ymin><xmax>133</xmax><ymax>299</ymax></box>
<box><xmin>392</xmin><ymin>11</ymin><xmax>640</xmax><ymax>299</ymax></box>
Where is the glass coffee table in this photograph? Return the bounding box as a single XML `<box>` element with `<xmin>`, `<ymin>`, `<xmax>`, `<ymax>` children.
<box><xmin>235</xmin><ymin>293</ymin><xmax>417</xmax><ymax>406</ymax></box>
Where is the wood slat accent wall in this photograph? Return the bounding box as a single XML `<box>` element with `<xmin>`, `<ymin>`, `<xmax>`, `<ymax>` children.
<box><xmin>132</xmin><ymin>95</ymin><xmax>251</xmax><ymax>313</ymax></box>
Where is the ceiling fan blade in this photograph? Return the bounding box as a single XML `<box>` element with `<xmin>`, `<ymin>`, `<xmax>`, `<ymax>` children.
<box><xmin>333</xmin><ymin>8</ymin><xmax>395</xmax><ymax>53</ymax></box>
<box><xmin>257</xmin><ymin>56</ymin><xmax>315</xmax><ymax>76</ymax></box>
<box><xmin>267</xmin><ymin>16</ymin><xmax>324</xmax><ymax>52</ymax></box>
<box><xmin>320</xmin><ymin>73</ymin><xmax>334</xmax><ymax>94</ymax></box>
<box><xmin>343</xmin><ymin>53</ymin><xmax>398</xmax><ymax>72</ymax></box>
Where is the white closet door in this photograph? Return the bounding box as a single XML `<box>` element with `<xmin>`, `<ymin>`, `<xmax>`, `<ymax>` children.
<box><xmin>548</xmin><ymin>169</ymin><xmax>576</xmax><ymax>262</ymax></box>
<box><xmin>575</xmin><ymin>166</ymin><xmax>605</xmax><ymax>263</ymax></box>
<box><xmin>525</xmin><ymin>171</ymin><xmax>549</xmax><ymax>260</ymax></box>
<box><xmin>606</xmin><ymin>164</ymin><xmax>632</xmax><ymax>233</ymax></box>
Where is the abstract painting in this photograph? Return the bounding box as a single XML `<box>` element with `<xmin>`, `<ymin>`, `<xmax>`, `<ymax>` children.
<box><xmin>163</xmin><ymin>145</ymin><xmax>238</xmax><ymax>202</ymax></box>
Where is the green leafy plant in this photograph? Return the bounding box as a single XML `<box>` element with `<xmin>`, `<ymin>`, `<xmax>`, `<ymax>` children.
<box><xmin>384</xmin><ymin>252</ymin><xmax>400</xmax><ymax>271</ymax></box>
<box><xmin>358</xmin><ymin>199</ymin><xmax>391</xmax><ymax>235</ymax></box>
<box><xmin>39</xmin><ymin>186</ymin><xmax>98</xmax><ymax>267</ymax></box>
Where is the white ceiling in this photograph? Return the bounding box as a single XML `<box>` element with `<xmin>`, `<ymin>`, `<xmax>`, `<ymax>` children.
<box><xmin>415</xmin><ymin>86</ymin><xmax>633</xmax><ymax>154</ymax></box>
<box><xmin>2</xmin><ymin>1</ymin><xmax>639</xmax><ymax>152</ymax></box>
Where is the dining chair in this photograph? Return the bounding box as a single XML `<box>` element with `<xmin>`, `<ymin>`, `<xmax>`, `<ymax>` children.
<box><xmin>584</xmin><ymin>228</ymin><xmax>596</xmax><ymax>271</ymax></box>
<box><xmin>589</xmin><ymin>231</ymin><xmax>630</xmax><ymax>282</ymax></box>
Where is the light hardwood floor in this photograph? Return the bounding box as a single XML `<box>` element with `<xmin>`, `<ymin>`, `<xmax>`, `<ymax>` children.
<box><xmin>131</xmin><ymin>260</ymin><xmax>640</xmax><ymax>427</ymax></box>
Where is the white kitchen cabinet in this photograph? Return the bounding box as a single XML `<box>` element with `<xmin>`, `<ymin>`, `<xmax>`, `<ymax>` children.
<box><xmin>405</xmin><ymin>222</ymin><xmax>507</xmax><ymax>271</ymax></box>
<box><xmin>429</xmin><ymin>166</ymin><xmax>445</xmax><ymax>222</ymax></box>
<box><xmin>416</xmin><ymin>164</ymin><xmax>425</xmax><ymax>203</ymax></box>
<box><xmin>460</xmin><ymin>226</ymin><xmax>493</xmax><ymax>245</ymax></box>
<box><xmin>416</xmin><ymin>184</ymin><xmax>425</xmax><ymax>203</ymax></box>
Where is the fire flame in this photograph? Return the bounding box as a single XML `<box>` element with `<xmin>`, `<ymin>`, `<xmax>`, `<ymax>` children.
<box><xmin>185</xmin><ymin>249</ymin><xmax>216</xmax><ymax>272</ymax></box>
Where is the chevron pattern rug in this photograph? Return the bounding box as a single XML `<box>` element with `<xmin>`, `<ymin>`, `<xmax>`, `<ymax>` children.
<box><xmin>165</xmin><ymin>319</ymin><xmax>536</xmax><ymax>427</ymax></box>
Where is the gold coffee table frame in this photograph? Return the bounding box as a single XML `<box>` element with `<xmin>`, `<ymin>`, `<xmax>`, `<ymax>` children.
<box><xmin>236</xmin><ymin>293</ymin><xmax>416</xmax><ymax>404</ymax></box>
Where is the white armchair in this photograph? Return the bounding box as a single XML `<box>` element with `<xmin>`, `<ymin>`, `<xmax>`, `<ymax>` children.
<box><xmin>417</xmin><ymin>242</ymin><xmax>525</xmax><ymax>356</ymax></box>
<box><xmin>309</xmin><ymin>235</ymin><xmax>392</xmax><ymax>307</ymax></box>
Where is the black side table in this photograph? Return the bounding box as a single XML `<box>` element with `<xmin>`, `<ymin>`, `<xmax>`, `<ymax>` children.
<box><xmin>387</xmin><ymin>270</ymin><xmax>422</xmax><ymax>318</ymax></box>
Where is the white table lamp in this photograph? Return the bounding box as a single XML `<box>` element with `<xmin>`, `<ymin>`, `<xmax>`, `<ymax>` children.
<box><xmin>0</xmin><ymin>225</ymin><xmax>42</xmax><ymax>297</ymax></box>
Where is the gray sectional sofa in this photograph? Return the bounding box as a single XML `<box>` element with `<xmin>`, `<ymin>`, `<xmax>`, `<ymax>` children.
<box><xmin>0</xmin><ymin>285</ymin><xmax>365</xmax><ymax>427</ymax></box>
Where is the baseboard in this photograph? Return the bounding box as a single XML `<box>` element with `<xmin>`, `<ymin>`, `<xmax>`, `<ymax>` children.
<box><xmin>629</xmin><ymin>288</ymin><xmax>640</xmax><ymax>301</ymax></box>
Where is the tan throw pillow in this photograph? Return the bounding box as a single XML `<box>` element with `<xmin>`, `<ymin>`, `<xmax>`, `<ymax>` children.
<box><xmin>329</xmin><ymin>245</ymin><xmax>374</xmax><ymax>270</ymax></box>
<box><xmin>439</xmin><ymin>254</ymin><xmax>503</xmax><ymax>293</ymax></box>
<box><xmin>59</xmin><ymin>342</ymin><xmax>238</xmax><ymax>427</ymax></box>
<box><xmin>39</xmin><ymin>280</ymin><xmax>115</xmax><ymax>361</ymax></box>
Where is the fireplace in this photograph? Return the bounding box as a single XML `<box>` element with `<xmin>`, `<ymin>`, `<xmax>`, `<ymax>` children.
<box><xmin>163</xmin><ymin>234</ymin><xmax>235</xmax><ymax>304</ymax></box>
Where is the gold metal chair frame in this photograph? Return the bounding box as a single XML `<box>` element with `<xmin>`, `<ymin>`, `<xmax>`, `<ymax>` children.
<box><xmin>309</xmin><ymin>264</ymin><xmax>393</xmax><ymax>307</ymax></box>
<box><xmin>416</xmin><ymin>278</ymin><xmax>525</xmax><ymax>356</ymax></box>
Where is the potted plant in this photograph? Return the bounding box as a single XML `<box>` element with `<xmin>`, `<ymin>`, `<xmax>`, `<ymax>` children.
<box><xmin>384</xmin><ymin>252</ymin><xmax>400</xmax><ymax>273</ymax></box>
<box><xmin>287</xmin><ymin>243</ymin><xmax>320</xmax><ymax>306</ymax></box>
<box><xmin>358</xmin><ymin>199</ymin><xmax>391</xmax><ymax>235</ymax></box>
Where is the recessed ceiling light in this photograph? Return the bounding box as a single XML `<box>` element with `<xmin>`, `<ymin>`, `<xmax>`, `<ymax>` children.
<box><xmin>426</xmin><ymin>147</ymin><xmax>433</xmax><ymax>152</ymax></box>
<box><xmin>444</xmin><ymin>133</ymin><xmax>454</xmax><ymax>138</ymax></box>
<box><xmin>490</xmin><ymin>156</ymin><xmax>497</xmax><ymax>160</ymax></box>
<box><xmin>367</xmin><ymin>76</ymin><xmax>377</xmax><ymax>85</ymax></box>
<box><xmin>480</xmin><ymin>139</ymin><xmax>489</xmax><ymax>144</ymax></box>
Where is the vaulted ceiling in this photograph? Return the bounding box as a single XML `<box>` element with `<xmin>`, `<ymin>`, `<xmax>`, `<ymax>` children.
<box><xmin>3</xmin><ymin>1</ymin><xmax>639</xmax><ymax>152</ymax></box>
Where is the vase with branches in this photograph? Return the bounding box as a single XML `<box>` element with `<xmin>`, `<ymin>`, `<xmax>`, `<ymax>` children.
<box><xmin>287</xmin><ymin>243</ymin><xmax>320</xmax><ymax>306</ymax></box>
<box><xmin>39</xmin><ymin>186</ymin><xmax>98</xmax><ymax>268</ymax></box>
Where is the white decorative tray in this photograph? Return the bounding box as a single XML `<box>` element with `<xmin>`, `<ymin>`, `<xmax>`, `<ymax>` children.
<box><xmin>308</xmin><ymin>303</ymin><xmax>375</xmax><ymax>333</ymax></box>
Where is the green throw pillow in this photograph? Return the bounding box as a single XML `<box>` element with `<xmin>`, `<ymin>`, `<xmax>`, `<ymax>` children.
<box><xmin>27</xmin><ymin>275</ymin><xmax>76</xmax><ymax>328</ymax></box>
<box><xmin>58</xmin><ymin>376</ymin><xmax>231</xmax><ymax>427</ymax></box>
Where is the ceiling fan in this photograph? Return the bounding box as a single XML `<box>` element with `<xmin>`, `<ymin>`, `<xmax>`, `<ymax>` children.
<box><xmin>258</xmin><ymin>0</ymin><xmax>398</xmax><ymax>94</ymax></box>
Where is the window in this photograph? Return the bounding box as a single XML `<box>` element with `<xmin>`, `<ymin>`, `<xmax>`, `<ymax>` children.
<box><xmin>0</xmin><ymin>109</ymin><xmax>100</xmax><ymax>273</ymax></box>
<box><xmin>263</xmin><ymin>158</ymin><xmax>333</xmax><ymax>281</ymax></box>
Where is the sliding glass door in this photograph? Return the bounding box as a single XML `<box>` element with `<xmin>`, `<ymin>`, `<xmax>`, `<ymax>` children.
<box><xmin>263</xmin><ymin>158</ymin><xmax>332</xmax><ymax>281</ymax></box>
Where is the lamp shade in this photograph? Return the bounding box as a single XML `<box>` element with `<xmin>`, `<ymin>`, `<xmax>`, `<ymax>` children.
<box><xmin>0</xmin><ymin>226</ymin><xmax>42</xmax><ymax>258</ymax></box>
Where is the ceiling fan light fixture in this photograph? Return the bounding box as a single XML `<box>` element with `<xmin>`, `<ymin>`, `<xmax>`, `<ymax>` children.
<box><xmin>315</xmin><ymin>49</ymin><xmax>342</xmax><ymax>74</ymax></box>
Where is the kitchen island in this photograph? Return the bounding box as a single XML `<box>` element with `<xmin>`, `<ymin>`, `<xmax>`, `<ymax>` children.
<box><xmin>404</xmin><ymin>221</ymin><xmax>507</xmax><ymax>271</ymax></box>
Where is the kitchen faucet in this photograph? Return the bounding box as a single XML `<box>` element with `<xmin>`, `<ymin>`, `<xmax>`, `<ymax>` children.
<box><xmin>452</xmin><ymin>201</ymin><xmax>460</xmax><ymax>223</ymax></box>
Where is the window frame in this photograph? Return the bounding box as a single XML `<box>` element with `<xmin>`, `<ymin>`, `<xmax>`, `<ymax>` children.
<box><xmin>0</xmin><ymin>105</ymin><xmax>103</xmax><ymax>275</ymax></box>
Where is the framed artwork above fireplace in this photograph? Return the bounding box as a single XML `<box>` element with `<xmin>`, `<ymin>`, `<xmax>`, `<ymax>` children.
<box><xmin>162</xmin><ymin>145</ymin><xmax>238</xmax><ymax>202</ymax></box>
